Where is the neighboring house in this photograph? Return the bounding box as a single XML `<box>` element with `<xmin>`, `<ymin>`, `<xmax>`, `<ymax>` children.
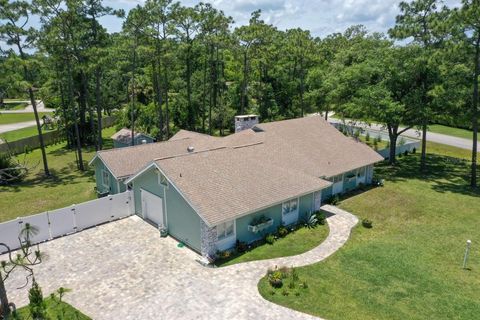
<box><xmin>91</xmin><ymin>116</ymin><xmax>383</xmax><ymax>256</ymax></box>
<box><xmin>111</xmin><ymin>128</ymin><xmax>155</xmax><ymax>148</ymax></box>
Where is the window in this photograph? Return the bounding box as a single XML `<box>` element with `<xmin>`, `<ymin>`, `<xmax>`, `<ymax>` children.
<box><xmin>357</xmin><ymin>167</ymin><xmax>366</xmax><ymax>178</ymax></box>
<box><xmin>217</xmin><ymin>221</ymin><xmax>234</xmax><ymax>240</ymax></box>
<box><xmin>330</xmin><ymin>174</ymin><xmax>343</xmax><ymax>183</ymax></box>
<box><xmin>102</xmin><ymin>170</ymin><xmax>110</xmax><ymax>188</ymax></box>
<box><xmin>282</xmin><ymin>199</ymin><xmax>298</xmax><ymax>215</ymax></box>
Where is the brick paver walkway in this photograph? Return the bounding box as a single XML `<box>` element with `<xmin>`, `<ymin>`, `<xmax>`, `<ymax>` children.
<box><xmin>3</xmin><ymin>206</ymin><xmax>357</xmax><ymax>319</ymax></box>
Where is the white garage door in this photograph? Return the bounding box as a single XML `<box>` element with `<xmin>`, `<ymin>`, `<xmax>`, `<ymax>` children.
<box><xmin>141</xmin><ymin>189</ymin><xmax>164</xmax><ymax>227</ymax></box>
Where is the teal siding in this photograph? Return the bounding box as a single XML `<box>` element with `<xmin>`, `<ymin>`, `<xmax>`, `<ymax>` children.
<box><xmin>94</xmin><ymin>159</ymin><xmax>120</xmax><ymax>195</ymax></box>
<box><xmin>131</xmin><ymin>166</ymin><xmax>202</xmax><ymax>252</ymax></box>
<box><xmin>236</xmin><ymin>204</ymin><xmax>283</xmax><ymax>244</ymax></box>
<box><xmin>344</xmin><ymin>170</ymin><xmax>357</xmax><ymax>192</ymax></box>
<box><xmin>166</xmin><ymin>185</ymin><xmax>201</xmax><ymax>252</ymax></box>
<box><xmin>299</xmin><ymin>193</ymin><xmax>314</xmax><ymax>221</ymax></box>
<box><xmin>322</xmin><ymin>186</ymin><xmax>333</xmax><ymax>201</ymax></box>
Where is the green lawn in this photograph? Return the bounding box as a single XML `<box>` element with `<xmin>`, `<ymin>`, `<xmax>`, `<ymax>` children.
<box><xmin>358</xmin><ymin>135</ymin><xmax>389</xmax><ymax>150</ymax></box>
<box><xmin>259</xmin><ymin>142</ymin><xmax>480</xmax><ymax>320</ymax></box>
<box><xmin>0</xmin><ymin>126</ymin><xmax>56</xmax><ymax>142</ymax></box>
<box><xmin>0</xmin><ymin>127</ymin><xmax>116</xmax><ymax>222</ymax></box>
<box><xmin>0</xmin><ymin>102</ymin><xmax>28</xmax><ymax>111</ymax></box>
<box><xmin>0</xmin><ymin>112</ymin><xmax>53</xmax><ymax>125</ymax></box>
<box><xmin>13</xmin><ymin>298</ymin><xmax>91</xmax><ymax>320</ymax></box>
<box><xmin>429</xmin><ymin>124</ymin><xmax>477</xmax><ymax>141</ymax></box>
<box><xmin>217</xmin><ymin>224</ymin><xmax>329</xmax><ymax>267</ymax></box>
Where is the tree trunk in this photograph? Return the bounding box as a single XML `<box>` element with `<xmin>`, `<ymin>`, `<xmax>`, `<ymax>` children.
<box><xmin>82</xmin><ymin>71</ymin><xmax>95</xmax><ymax>149</ymax></box>
<box><xmin>17</xmin><ymin>44</ymin><xmax>50</xmax><ymax>177</ymax></box>
<box><xmin>95</xmin><ymin>68</ymin><xmax>103</xmax><ymax>150</ymax></box>
<box><xmin>420</xmin><ymin>123</ymin><xmax>427</xmax><ymax>171</ymax></box>
<box><xmin>211</xmin><ymin>46</ymin><xmax>218</xmax><ymax>136</ymax></box>
<box><xmin>389</xmin><ymin>135</ymin><xmax>398</xmax><ymax>165</ymax></box>
<box><xmin>202</xmin><ymin>49</ymin><xmax>208</xmax><ymax>133</ymax></box>
<box><xmin>131</xmin><ymin>37</ymin><xmax>137</xmax><ymax>147</ymax></box>
<box><xmin>0</xmin><ymin>274</ymin><xmax>10</xmax><ymax>318</ymax></box>
<box><xmin>163</xmin><ymin>61</ymin><xmax>170</xmax><ymax>139</ymax></box>
<box><xmin>471</xmin><ymin>37</ymin><xmax>480</xmax><ymax>188</ymax></box>
<box><xmin>186</xmin><ymin>43</ymin><xmax>194</xmax><ymax>130</ymax></box>
<box><xmin>67</xmin><ymin>60</ymin><xmax>84</xmax><ymax>171</ymax></box>
<box><xmin>152</xmin><ymin>58</ymin><xmax>163</xmax><ymax>141</ymax></box>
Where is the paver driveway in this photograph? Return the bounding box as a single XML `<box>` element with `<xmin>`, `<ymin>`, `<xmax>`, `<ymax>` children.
<box><xmin>3</xmin><ymin>207</ymin><xmax>357</xmax><ymax>320</ymax></box>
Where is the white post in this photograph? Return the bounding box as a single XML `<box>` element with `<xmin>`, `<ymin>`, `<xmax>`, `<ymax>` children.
<box><xmin>463</xmin><ymin>240</ymin><xmax>472</xmax><ymax>269</ymax></box>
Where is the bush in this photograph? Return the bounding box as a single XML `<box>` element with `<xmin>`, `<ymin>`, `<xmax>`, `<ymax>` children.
<box><xmin>28</xmin><ymin>280</ymin><xmax>46</xmax><ymax>319</ymax></box>
<box><xmin>314</xmin><ymin>211</ymin><xmax>327</xmax><ymax>225</ymax></box>
<box><xmin>277</xmin><ymin>225</ymin><xmax>288</xmax><ymax>238</ymax></box>
<box><xmin>373</xmin><ymin>139</ymin><xmax>378</xmax><ymax>151</ymax></box>
<box><xmin>327</xmin><ymin>195</ymin><xmax>340</xmax><ymax>205</ymax></box>
<box><xmin>302</xmin><ymin>281</ymin><xmax>309</xmax><ymax>289</ymax></box>
<box><xmin>398</xmin><ymin>137</ymin><xmax>406</xmax><ymax>146</ymax></box>
<box><xmin>265</xmin><ymin>234</ymin><xmax>275</xmax><ymax>245</ymax></box>
<box><xmin>235</xmin><ymin>240</ymin><xmax>248</xmax><ymax>253</ymax></box>
<box><xmin>288</xmin><ymin>281</ymin><xmax>295</xmax><ymax>289</ymax></box>
<box><xmin>376</xmin><ymin>135</ymin><xmax>382</xmax><ymax>143</ymax></box>
<box><xmin>365</xmin><ymin>132</ymin><xmax>370</xmax><ymax>141</ymax></box>
<box><xmin>412</xmin><ymin>147</ymin><xmax>417</xmax><ymax>154</ymax></box>
<box><xmin>218</xmin><ymin>250</ymin><xmax>231</xmax><ymax>259</ymax></box>
<box><xmin>404</xmin><ymin>150</ymin><xmax>409</xmax><ymax>157</ymax></box>
<box><xmin>303</xmin><ymin>212</ymin><xmax>318</xmax><ymax>228</ymax></box>
<box><xmin>268</xmin><ymin>270</ymin><xmax>283</xmax><ymax>288</ymax></box>
<box><xmin>362</xmin><ymin>219</ymin><xmax>373</xmax><ymax>228</ymax></box>
<box><xmin>281</xmin><ymin>289</ymin><xmax>289</xmax><ymax>296</ymax></box>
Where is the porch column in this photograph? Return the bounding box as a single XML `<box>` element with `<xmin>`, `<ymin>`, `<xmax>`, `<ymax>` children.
<box><xmin>200</xmin><ymin>220</ymin><xmax>217</xmax><ymax>257</ymax></box>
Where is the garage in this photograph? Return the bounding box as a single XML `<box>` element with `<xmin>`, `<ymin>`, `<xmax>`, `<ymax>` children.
<box><xmin>141</xmin><ymin>189</ymin><xmax>165</xmax><ymax>227</ymax></box>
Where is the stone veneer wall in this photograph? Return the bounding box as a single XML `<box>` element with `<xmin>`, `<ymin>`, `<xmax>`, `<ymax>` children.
<box><xmin>200</xmin><ymin>221</ymin><xmax>217</xmax><ymax>257</ymax></box>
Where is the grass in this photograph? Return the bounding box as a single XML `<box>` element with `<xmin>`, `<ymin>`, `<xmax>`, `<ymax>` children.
<box><xmin>0</xmin><ymin>112</ymin><xmax>53</xmax><ymax>125</ymax></box>
<box><xmin>0</xmin><ymin>102</ymin><xmax>28</xmax><ymax>111</ymax></box>
<box><xmin>0</xmin><ymin>126</ymin><xmax>56</xmax><ymax>142</ymax></box>
<box><xmin>216</xmin><ymin>224</ymin><xmax>329</xmax><ymax>267</ymax></box>
<box><xmin>0</xmin><ymin>126</ymin><xmax>116</xmax><ymax>222</ymax></box>
<box><xmin>429</xmin><ymin>124</ymin><xmax>477</xmax><ymax>141</ymax></box>
<box><xmin>357</xmin><ymin>135</ymin><xmax>389</xmax><ymax>150</ymax></box>
<box><xmin>13</xmin><ymin>297</ymin><xmax>91</xmax><ymax>320</ymax></box>
<box><xmin>258</xmin><ymin>142</ymin><xmax>480</xmax><ymax>320</ymax></box>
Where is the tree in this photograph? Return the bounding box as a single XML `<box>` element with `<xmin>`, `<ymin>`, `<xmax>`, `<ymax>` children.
<box><xmin>0</xmin><ymin>223</ymin><xmax>43</xmax><ymax>318</ymax></box>
<box><xmin>389</xmin><ymin>0</ymin><xmax>449</xmax><ymax>171</ymax></box>
<box><xmin>0</xmin><ymin>0</ymin><xmax>50</xmax><ymax>177</ymax></box>
<box><xmin>456</xmin><ymin>0</ymin><xmax>480</xmax><ymax>187</ymax></box>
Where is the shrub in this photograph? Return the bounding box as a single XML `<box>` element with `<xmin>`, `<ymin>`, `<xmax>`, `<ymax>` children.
<box><xmin>265</xmin><ymin>234</ymin><xmax>275</xmax><ymax>245</ymax></box>
<box><xmin>404</xmin><ymin>150</ymin><xmax>409</xmax><ymax>157</ymax></box>
<box><xmin>398</xmin><ymin>137</ymin><xmax>406</xmax><ymax>146</ymax></box>
<box><xmin>373</xmin><ymin>139</ymin><xmax>378</xmax><ymax>151</ymax></box>
<box><xmin>235</xmin><ymin>240</ymin><xmax>248</xmax><ymax>253</ymax></box>
<box><xmin>291</xmin><ymin>267</ymin><xmax>299</xmax><ymax>282</ymax></box>
<box><xmin>288</xmin><ymin>281</ymin><xmax>295</xmax><ymax>289</ymax></box>
<box><xmin>219</xmin><ymin>250</ymin><xmax>231</xmax><ymax>259</ymax></box>
<box><xmin>303</xmin><ymin>212</ymin><xmax>318</xmax><ymax>228</ymax></box>
<box><xmin>327</xmin><ymin>194</ymin><xmax>340</xmax><ymax>205</ymax></box>
<box><xmin>278</xmin><ymin>266</ymin><xmax>291</xmax><ymax>278</ymax></box>
<box><xmin>362</xmin><ymin>219</ymin><xmax>373</xmax><ymax>228</ymax></box>
<box><xmin>268</xmin><ymin>271</ymin><xmax>283</xmax><ymax>288</ymax></box>
<box><xmin>277</xmin><ymin>225</ymin><xmax>288</xmax><ymax>238</ymax></box>
<box><xmin>281</xmin><ymin>289</ymin><xmax>289</xmax><ymax>296</ymax></box>
<box><xmin>294</xmin><ymin>291</ymin><xmax>301</xmax><ymax>296</ymax></box>
<box><xmin>28</xmin><ymin>280</ymin><xmax>46</xmax><ymax>319</ymax></box>
<box><xmin>412</xmin><ymin>147</ymin><xmax>417</xmax><ymax>154</ymax></box>
<box><xmin>376</xmin><ymin>135</ymin><xmax>382</xmax><ymax>143</ymax></box>
<box><xmin>269</xmin><ymin>290</ymin><xmax>276</xmax><ymax>296</ymax></box>
<box><xmin>315</xmin><ymin>211</ymin><xmax>326</xmax><ymax>225</ymax></box>
<box><xmin>365</xmin><ymin>132</ymin><xmax>370</xmax><ymax>141</ymax></box>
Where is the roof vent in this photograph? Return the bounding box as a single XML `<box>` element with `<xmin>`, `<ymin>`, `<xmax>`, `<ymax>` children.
<box><xmin>187</xmin><ymin>146</ymin><xmax>195</xmax><ymax>152</ymax></box>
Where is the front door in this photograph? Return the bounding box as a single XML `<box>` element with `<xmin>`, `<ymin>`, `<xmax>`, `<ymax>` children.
<box><xmin>141</xmin><ymin>189</ymin><xmax>164</xmax><ymax>227</ymax></box>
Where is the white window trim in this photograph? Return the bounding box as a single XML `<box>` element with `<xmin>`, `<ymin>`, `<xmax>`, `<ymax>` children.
<box><xmin>216</xmin><ymin>220</ymin><xmax>236</xmax><ymax>243</ymax></box>
<box><xmin>282</xmin><ymin>198</ymin><xmax>299</xmax><ymax>216</ymax></box>
<box><xmin>102</xmin><ymin>169</ymin><xmax>110</xmax><ymax>189</ymax></box>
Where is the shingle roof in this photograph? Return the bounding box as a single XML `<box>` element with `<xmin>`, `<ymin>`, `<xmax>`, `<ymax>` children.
<box><xmin>94</xmin><ymin>136</ymin><xmax>219</xmax><ymax>179</ymax></box>
<box><xmin>102</xmin><ymin>116</ymin><xmax>382</xmax><ymax>225</ymax></box>
<box><xmin>111</xmin><ymin>128</ymin><xmax>153</xmax><ymax>145</ymax></box>
<box><xmin>156</xmin><ymin>148</ymin><xmax>330</xmax><ymax>226</ymax></box>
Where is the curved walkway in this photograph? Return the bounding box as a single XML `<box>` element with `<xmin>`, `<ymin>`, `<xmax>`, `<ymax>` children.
<box><xmin>2</xmin><ymin>206</ymin><xmax>358</xmax><ymax>320</ymax></box>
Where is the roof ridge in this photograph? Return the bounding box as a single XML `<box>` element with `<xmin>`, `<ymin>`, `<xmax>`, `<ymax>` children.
<box><xmin>97</xmin><ymin>137</ymin><xmax>192</xmax><ymax>154</ymax></box>
<box><xmin>154</xmin><ymin>146</ymin><xmax>227</xmax><ymax>161</ymax></box>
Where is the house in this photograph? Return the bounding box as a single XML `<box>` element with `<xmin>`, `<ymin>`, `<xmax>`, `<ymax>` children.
<box><xmin>91</xmin><ymin>116</ymin><xmax>383</xmax><ymax>256</ymax></box>
<box><xmin>111</xmin><ymin>128</ymin><xmax>155</xmax><ymax>148</ymax></box>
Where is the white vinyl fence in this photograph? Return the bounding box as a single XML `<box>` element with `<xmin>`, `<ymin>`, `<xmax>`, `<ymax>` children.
<box><xmin>0</xmin><ymin>191</ymin><xmax>134</xmax><ymax>254</ymax></box>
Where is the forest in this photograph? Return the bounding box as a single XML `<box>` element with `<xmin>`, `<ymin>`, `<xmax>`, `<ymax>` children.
<box><xmin>0</xmin><ymin>0</ymin><xmax>479</xmax><ymax>186</ymax></box>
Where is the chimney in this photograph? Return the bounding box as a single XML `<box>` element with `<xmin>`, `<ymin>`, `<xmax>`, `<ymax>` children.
<box><xmin>234</xmin><ymin>115</ymin><xmax>259</xmax><ymax>133</ymax></box>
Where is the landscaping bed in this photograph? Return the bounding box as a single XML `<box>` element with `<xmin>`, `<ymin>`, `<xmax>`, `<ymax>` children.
<box><xmin>216</xmin><ymin>217</ymin><xmax>329</xmax><ymax>267</ymax></box>
<box><xmin>13</xmin><ymin>297</ymin><xmax>91</xmax><ymax>320</ymax></box>
<box><xmin>258</xmin><ymin>142</ymin><xmax>480</xmax><ymax>319</ymax></box>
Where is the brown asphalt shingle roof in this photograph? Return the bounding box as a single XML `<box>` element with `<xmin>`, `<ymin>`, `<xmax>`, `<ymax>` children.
<box><xmin>100</xmin><ymin>116</ymin><xmax>382</xmax><ymax>225</ymax></box>
<box><xmin>156</xmin><ymin>148</ymin><xmax>330</xmax><ymax>226</ymax></box>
